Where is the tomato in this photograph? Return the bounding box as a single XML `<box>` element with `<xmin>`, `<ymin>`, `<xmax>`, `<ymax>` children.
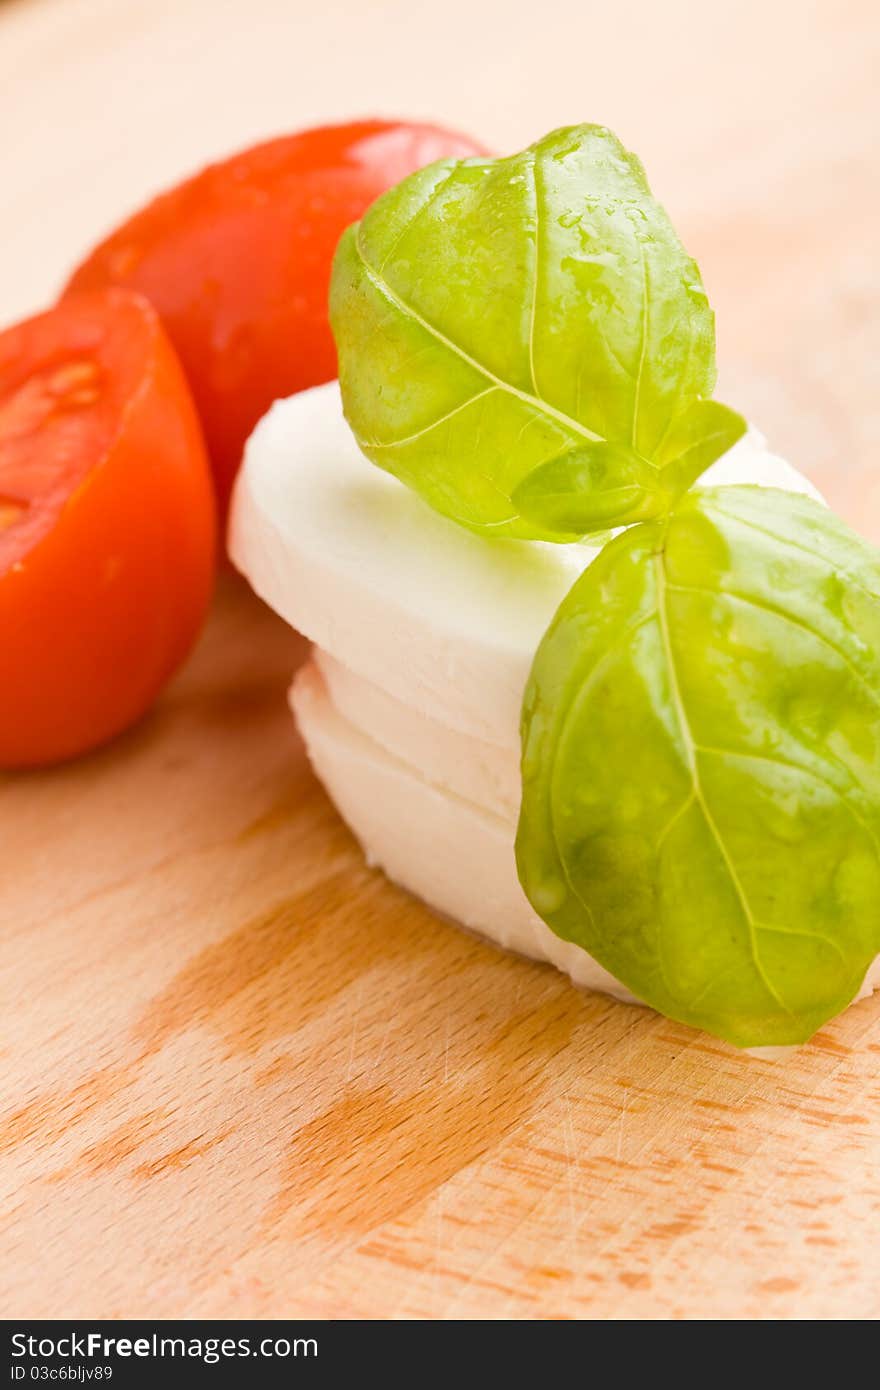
<box><xmin>64</xmin><ymin>118</ymin><xmax>483</xmax><ymax>522</ymax></box>
<box><xmin>63</xmin><ymin>119</ymin><xmax>486</xmax><ymax>521</ymax></box>
<box><xmin>0</xmin><ymin>290</ymin><xmax>216</xmax><ymax>768</ymax></box>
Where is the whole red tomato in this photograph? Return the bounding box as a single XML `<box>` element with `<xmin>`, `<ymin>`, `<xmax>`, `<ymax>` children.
<box><xmin>0</xmin><ymin>290</ymin><xmax>216</xmax><ymax>768</ymax></box>
<box><xmin>64</xmin><ymin>120</ymin><xmax>486</xmax><ymax>519</ymax></box>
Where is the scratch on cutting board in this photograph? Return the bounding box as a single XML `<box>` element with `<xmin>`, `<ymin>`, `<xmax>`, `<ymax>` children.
<box><xmin>432</xmin><ymin>1186</ymin><xmax>446</xmax><ymax>1314</ymax></box>
<box><xmin>369</xmin><ymin>1011</ymin><xmax>394</xmax><ymax>1078</ymax></box>
<box><xmin>563</xmin><ymin>1095</ymin><xmax>578</xmax><ymax>1237</ymax></box>
<box><xmin>441</xmin><ymin>1095</ymin><xmax>586</xmax><ymax>1320</ymax></box>
<box><xmin>344</xmin><ymin>979</ymin><xmax>365</xmax><ymax>1085</ymax></box>
<box><xmin>616</xmin><ymin>1086</ymin><xmax>629</xmax><ymax>1163</ymax></box>
<box><xmin>487</xmin><ymin>1023</ymin><xmax>696</xmax><ymax>1314</ymax></box>
<box><xmin>615</xmin><ymin>1009</ymin><xmax>634</xmax><ymax>1163</ymax></box>
<box><xmin>550</xmin><ymin>1092</ymin><xmax>587</xmax><ymax>1283</ymax></box>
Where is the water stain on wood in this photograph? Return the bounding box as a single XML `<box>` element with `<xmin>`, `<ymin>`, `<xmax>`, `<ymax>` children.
<box><xmin>48</xmin><ymin>1110</ymin><xmax>170</xmax><ymax>1182</ymax></box>
<box><xmin>262</xmin><ymin>989</ymin><xmax>591</xmax><ymax>1240</ymax></box>
<box><xmin>0</xmin><ymin>1065</ymin><xmax>135</xmax><ymax>1157</ymax></box>
<box><xmin>134</xmin><ymin>1129</ymin><xmax>233</xmax><ymax>1180</ymax></box>
<box><xmin>131</xmin><ymin>871</ymin><xmax>478</xmax><ymax>1060</ymax></box>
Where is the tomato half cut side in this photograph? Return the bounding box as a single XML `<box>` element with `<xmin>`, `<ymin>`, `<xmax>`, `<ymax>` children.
<box><xmin>0</xmin><ymin>289</ymin><xmax>216</xmax><ymax>769</ymax></box>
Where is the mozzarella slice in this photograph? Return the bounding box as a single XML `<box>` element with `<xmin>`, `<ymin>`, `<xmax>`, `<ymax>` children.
<box><xmin>314</xmin><ymin>649</ymin><xmax>520</xmax><ymax>818</ymax></box>
<box><xmin>230</xmin><ymin>382</ymin><xmax>822</xmax><ymax>751</ymax></box>
<box><xmin>291</xmin><ymin>657</ymin><xmax>633</xmax><ymax>998</ymax></box>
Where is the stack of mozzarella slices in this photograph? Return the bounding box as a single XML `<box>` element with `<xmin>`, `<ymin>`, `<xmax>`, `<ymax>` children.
<box><xmin>231</xmin><ymin>381</ymin><xmax>880</xmax><ymax>1021</ymax></box>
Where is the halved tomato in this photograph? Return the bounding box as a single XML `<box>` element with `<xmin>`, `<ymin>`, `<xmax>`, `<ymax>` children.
<box><xmin>0</xmin><ymin>290</ymin><xmax>216</xmax><ymax>768</ymax></box>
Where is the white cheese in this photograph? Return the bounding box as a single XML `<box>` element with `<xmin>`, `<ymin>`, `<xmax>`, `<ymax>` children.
<box><xmin>231</xmin><ymin>382</ymin><xmax>880</xmax><ymax>1030</ymax></box>
<box><xmin>314</xmin><ymin>649</ymin><xmax>519</xmax><ymax>818</ymax></box>
<box><xmin>230</xmin><ymin>382</ymin><xmax>822</xmax><ymax>749</ymax></box>
<box><xmin>292</xmin><ymin>657</ymin><xmax>632</xmax><ymax>998</ymax></box>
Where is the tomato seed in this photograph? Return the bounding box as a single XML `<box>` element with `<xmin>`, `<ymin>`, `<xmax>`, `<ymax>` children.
<box><xmin>0</xmin><ymin>377</ymin><xmax>57</xmax><ymax>439</ymax></box>
<box><xmin>47</xmin><ymin>360</ymin><xmax>100</xmax><ymax>394</ymax></box>
<box><xmin>0</xmin><ymin>360</ymin><xmax>103</xmax><ymax>442</ymax></box>
<box><xmin>0</xmin><ymin>497</ymin><xmax>25</xmax><ymax>531</ymax></box>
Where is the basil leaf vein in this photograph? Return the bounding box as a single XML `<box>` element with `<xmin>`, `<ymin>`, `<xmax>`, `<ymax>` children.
<box><xmin>652</xmin><ymin>548</ymin><xmax>793</xmax><ymax>1017</ymax></box>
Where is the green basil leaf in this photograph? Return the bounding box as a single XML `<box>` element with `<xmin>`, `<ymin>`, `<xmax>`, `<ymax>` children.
<box><xmin>512</xmin><ymin>442</ymin><xmax>666</xmax><ymax>535</ymax></box>
<box><xmin>330</xmin><ymin>124</ymin><xmax>742</xmax><ymax>539</ymax></box>
<box><xmin>516</xmin><ymin>486</ymin><xmax>880</xmax><ymax>1047</ymax></box>
<box><xmin>511</xmin><ymin>403</ymin><xmax>748</xmax><ymax>538</ymax></box>
<box><xmin>656</xmin><ymin>399</ymin><xmax>748</xmax><ymax>496</ymax></box>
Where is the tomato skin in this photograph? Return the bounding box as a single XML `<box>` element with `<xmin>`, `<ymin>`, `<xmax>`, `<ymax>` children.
<box><xmin>0</xmin><ymin>291</ymin><xmax>216</xmax><ymax>769</ymax></box>
<box><xmin>63</xmin><ymin>119</ymin><xmax>486</xmax><ymax>519</ymax></box>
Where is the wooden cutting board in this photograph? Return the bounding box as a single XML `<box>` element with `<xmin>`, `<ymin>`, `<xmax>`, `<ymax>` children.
<box><xmin>2</xmin><ymin>0</ymin><xmax>880</xmax><ymax>1319</ymax></box>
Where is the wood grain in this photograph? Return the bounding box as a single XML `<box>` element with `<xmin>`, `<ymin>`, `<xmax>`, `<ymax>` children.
<box><xmin>2</xmin><ymin>0</ymin><xmax>880</xmax><ymax>1320</ymax></box>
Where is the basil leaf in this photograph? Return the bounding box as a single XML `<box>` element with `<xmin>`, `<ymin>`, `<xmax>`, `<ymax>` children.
<box><xmin>655</xmin><ymin>399</ymin><xmax>748</xmax><ymax>497</ymax></box>
<box><xmin>511</xmin><ymin>401</ymin><xmax>748</xmax><ymax>537</ymax></box>
<box><xmin>511</xmin><ymin>442</ymin><xmax>666</xmax><ymax>536</ymax></box>
<box><xmin>516</xmin><ymin>486</ymin><xmax>880</xmax><ymax>1047</ymax></box>
<box><xmin>330</xmin><ymin>124</ymin><xmax>744</xmax><ymax>539</ymax></box>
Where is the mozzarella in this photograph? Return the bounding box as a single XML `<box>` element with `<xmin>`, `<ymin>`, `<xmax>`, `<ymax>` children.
<box><xmin>291</xmin><ymin>657</ymin><xmax>632</xmax><ymax>997</ymax></box>
<box><xmin>231</xmin><ymin>381</ymin><xmax>877</xmax><ymax>1024</ymax></box>
<box><xmin>314</xmin><ymin>649</ymin><xmax>520</xmax><ymax>818</ymax></box>
<box><xmin>230</xmin><ymin>382</ymin><xmax>822</xmax><ymax>748</ymax></box>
